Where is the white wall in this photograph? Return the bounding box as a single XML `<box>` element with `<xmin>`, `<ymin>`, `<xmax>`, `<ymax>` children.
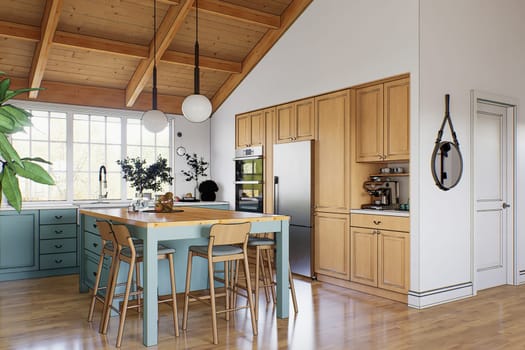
<box><xmin>416</xmin><ymin>0</ymin><xmax>525</xmax><ymax>303</ymax></box>
<box><xmin>210</xmin><ymin>0</ymin><xmax>419</xmax><ymax>208</ymax></box>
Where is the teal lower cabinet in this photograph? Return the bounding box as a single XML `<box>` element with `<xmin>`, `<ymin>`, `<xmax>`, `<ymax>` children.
<box><xmin>0</xmin><ymin>208</ymin><xmax>79</xmax><ymax>282</ymax></box>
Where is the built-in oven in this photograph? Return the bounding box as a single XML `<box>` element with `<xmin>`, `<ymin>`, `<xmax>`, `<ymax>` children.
<box><xmin>234</xmin><ymin>146</ymin><xmax>264</xmax><ymax>213</ymax></box>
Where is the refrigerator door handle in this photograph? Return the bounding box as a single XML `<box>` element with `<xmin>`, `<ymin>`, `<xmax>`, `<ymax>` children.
<box><xmin>274</xmin><ymin>176</ymin><xmax>279</xmax><ymax>214</ymax></box>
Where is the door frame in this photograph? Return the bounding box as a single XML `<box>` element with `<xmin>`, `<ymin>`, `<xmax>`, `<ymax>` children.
<box><xmin>470</xmin><ymin>90</ymin><xmax>517</xmax><ymax>294</ymax></box>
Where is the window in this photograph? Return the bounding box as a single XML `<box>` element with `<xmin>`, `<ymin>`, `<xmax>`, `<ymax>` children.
<box><xmin>9</xmin><ymin>102</ymin><xmax>173</xmax><ymax>202</ymax></box>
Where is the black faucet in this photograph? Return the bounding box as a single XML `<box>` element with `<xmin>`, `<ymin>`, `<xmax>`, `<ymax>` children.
<box><xmin>99</xmin><ymin>165</ymin><xmax>107</xmax><ymax>199</ymax></box>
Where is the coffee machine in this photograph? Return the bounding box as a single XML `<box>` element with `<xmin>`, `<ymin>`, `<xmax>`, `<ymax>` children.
<box><xmin>361</xmin><ymin>176</ymin><xmax>399</xmax><ymax>210</ymax></box>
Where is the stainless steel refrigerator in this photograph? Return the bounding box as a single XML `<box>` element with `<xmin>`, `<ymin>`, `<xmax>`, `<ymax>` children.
<box><xmin>273</xmin><ymin>140</ymin><xmax>313</xmax><ymax>278</ymax></box>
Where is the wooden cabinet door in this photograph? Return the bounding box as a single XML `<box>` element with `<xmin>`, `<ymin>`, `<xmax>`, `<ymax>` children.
<box><xmin>378</xmin><ymin>230</ymin><xmax>410</xmax><ymax>293</ymax></box>
<box><xmin>356</xmin><ymin>84</ymin><xmax>384</xmax><ymax>162</ymax></box>
<box><xmin>250</xmin><ymin>110</ymin><xmax>265</xmax><ymax>147</ymax></box>
<box><xmin>275</xmin><ymin>103</ymin><xmax>295</xmax><ymax>143</ymax></box>
<box><xmin>314</xmin><ymin>90</ymin><xmax>350</xmax><ymax>213</ymax></box>
<box><xmin>350</xmin><ymin>227</ymin><xmax>378</xmax><ymax>287</ymax></box>
<box><xmin>0</xmin><ymin>211</ymin><xmax>38</xmax><ymax>273</ymax></box>
<box><xmin>314</xmin><ymin>212</ymin><xmax>350</xmax><ymax>279</ymax></box>
<box><xmin>384</xmin><ymin>78</ymin><xmax>410</xmax><ymax>161</ymax></box>
<box><xmin>295</xmin><ymin>98</ymin><xmax>315</xmax><ymax>141</ymax></box>
<box><xmin>236</xmin><ymin>113</ymin><xmax>252</xmax><ymax>149</ymax></box>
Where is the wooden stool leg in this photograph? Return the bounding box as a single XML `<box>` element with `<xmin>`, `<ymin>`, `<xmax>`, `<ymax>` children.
<box><xmin>135</xmin><ymin>262</ymin><xmax>141</xmax><ymax>313</ymax></box>
<box><xmin>88</xmin><ymin>252</ymin><xmax>105</xmax><ymax>322</ymax></box>
<box><xmin>167</xmin><ymin>254</ymin><xmax>179</xmax><ymax>336</ymax></box>
<box><xmin>208</xmin><ymin>259</ymin><xmax>219</xmax><ymax>344</ymax></box>
<box><xmin>288</xmin><ymin>261</ymin><xmax>298</xmax><ymax>314</ymax></box>
<box><xmin>224</xmin><ymin>261</ymin><xmax>230</xmax><ymax>321</ymax></box>
<box><xmin>253</xmin><ymin>248</ymin><xmax>261</xmax><ymax>320</ymax></box>
<box><xmin>182</xmin><ymin>252</ymin><xmax>193</xmax><ymax>330</ymax></box>
<box><xmin>242</xmin><ymin>254</ymin><xmax>258</xmax><ymax>337</ymax></box>
<box><xmin>100</xmin><ymin>257</ymin><xmax>120</xmax><ymax>334</ymax></box>
<box><xmin>116</xmin><ymin>261</ymin><xmax>135</xmax><ymax>348</ymax></box>
<box><xmin>266</xmin><ymin>249</ymin><xmax>277</xmax><ymax>304</ymax></box>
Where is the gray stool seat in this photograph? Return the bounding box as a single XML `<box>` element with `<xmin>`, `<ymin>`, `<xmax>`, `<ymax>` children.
<box><xmin>248</xmin><ymin>238</ymin><xmax>274</xmax><ymax>246</ymax></box>
<box><xmin>189</xmin><ymin>245</ymin><xmax>243</xmax><ymax>256</ymax></box>
<box><xmin>121</xmin><ymin>243</ymin><xmax>174</xmax><ymax>258</ymax></box>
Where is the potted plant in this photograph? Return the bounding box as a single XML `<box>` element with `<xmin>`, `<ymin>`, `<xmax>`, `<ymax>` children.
<box><xmin>181</xmin><ymin>153</ymin><xmax>208</xmax><ymax>199</ymax></box>
<box><xmin>116</xmin><ymin>155</ymin><xmax>173</xmax><ymax>198</ymax></box>
<box><xmin>0</xmin><ymin>72</ymin><xmax>55</xmax><ymax>212</ymax></box>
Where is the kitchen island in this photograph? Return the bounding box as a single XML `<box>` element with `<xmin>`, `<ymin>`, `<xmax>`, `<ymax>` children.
<box><xmin>79</xmin><ymin>206</ymin><xmax>290</xmax><ymax>347</ymax></box>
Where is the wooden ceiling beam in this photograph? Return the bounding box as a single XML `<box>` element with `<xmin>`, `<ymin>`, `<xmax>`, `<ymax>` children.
<box><xmin>0</xmin><ymin>20</ymin><xmax>241</xmax><ymax>73</ymax></box>
<box><xmin>197</xmin><ymin>0</ymin><xmax>280</xmax><ymax>29</ymax></box>
<box><xmin>211</xmin><ymin>0</ymin><xmax>313</xmax><ymax>110</ymax></box>
<box><xmin>125</xmin><ymin>0</ymin><xmax>194</xmax><ymax>107</ymax></box>
<box><xmin>28</xmin><ymin>0</ymin><xmax>63</xmax><ymax>99</ymax></box>
<box><xmin>9</xmin><ymin>77</ymin><xmax>184</xmax><ymax>115</ymax></box>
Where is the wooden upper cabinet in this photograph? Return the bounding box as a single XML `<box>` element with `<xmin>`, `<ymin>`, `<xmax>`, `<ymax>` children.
<box><xmin>356</xmin><ymin>77</ymin><xmax>410</xmax><ymax>162</ymax></box>
<box><xmin>235</xmin><ymin>110</ymin><xmax>265</xmax><ymax>149</ymax></box>
<box><xmin>275</xmin><ymin>98</ymin><xmax>315</xmax><ymax>143</ymax></box>
<box><xmin>314</xmin><ymin>90</ymin><xmax>350</xmax><ymax>213</ymax></box>
<box><xmin>384</xmin><ymin>78</ymin><xmax>410</xmax><ymax>161</ymax></box>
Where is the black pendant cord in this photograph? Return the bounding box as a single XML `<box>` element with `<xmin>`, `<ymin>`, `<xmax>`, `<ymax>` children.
<box><xmin>193</xmin><ymin>0</ymin><xmax>200</xmax><ymax>94</ymax></box>
<box><xmin>152</xmin><ymin>0</ymin><xmax>158</xmax><ymax>110</ymax></box>
<box><xmin>435</xmin><ymin>94</ymin><xmax>460</xmax><ymax>147</ymax></box>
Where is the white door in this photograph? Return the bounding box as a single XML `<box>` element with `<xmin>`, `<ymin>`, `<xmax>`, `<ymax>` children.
<box><xmin>474</xmin><ymin>100</ymin><xmax>513</xmax><ymax>290</ymax></box>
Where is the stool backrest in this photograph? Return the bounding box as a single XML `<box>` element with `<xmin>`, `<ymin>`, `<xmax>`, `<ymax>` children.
<box><xmin>112</xmin><ymin>224</ymin><xmax>135</xmax><ymax>254</ymax></box>
<box><xmin>209</xmin><ymin>222</ymin><xmax>251</xmax><ymax>247</ymax></box>
<box><xmin>96</xmin><ymin>220</ymin><xmax>116</xmax><ymax>245</ymax></box>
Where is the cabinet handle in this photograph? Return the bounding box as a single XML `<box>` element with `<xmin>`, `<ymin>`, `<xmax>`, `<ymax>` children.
<box><xmin>54</xmin><ymin>215</ymin><xmax>63</xmax><ymax>220</ymax></box>
<box><xmin>55</xmin><ymin>230</ymin><xmax>64</xmax><ymax>234</ymax></box>
<box><xmin>93</xmin><ymin>272</ymin><xmax>97</xmax><ymax>277</ymax></box>
<box><xmin>93</xmin><ymin>243</ymin><xmax>98</xmax><ymax>248</ymax></box>
<box><xmin>54</xmin><ymin>244</ymin><xmax>63</xmax><ymax>249</ymax></box>
<box><xmin>55</xmin><ymin>259</ymin><xmax>63</xmax><ymax>264</ymax></box>
<box><xmin>93</xmin><ymin>223</ymin><xmax>97</xmax><ymax>229</ymax></box>
<box><xmin>373</xmin><ymin>220</ymin><xmax>381</xmax><ymax>225</ymax></box>
<box><xmin>376</xmin><ymin>230</ymin><xmax>381</xmax><ymax>235</ymax></box>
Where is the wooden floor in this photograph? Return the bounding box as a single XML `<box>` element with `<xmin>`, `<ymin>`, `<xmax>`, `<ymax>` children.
<box><xmin>1</xmin><ymin>275</ymin><xmax>525</xmax><ymax>349</ymax></box>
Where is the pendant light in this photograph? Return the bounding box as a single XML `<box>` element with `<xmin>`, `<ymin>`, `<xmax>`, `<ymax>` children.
<box><xmin>142</xmin><ymin>0</ymin><xmax>168</xmax><ymax>133</ymax></box>
<box><xmin>182</xmin><ymin>0</ymin><xmax>212</xmax><ymax>123</ymax></box>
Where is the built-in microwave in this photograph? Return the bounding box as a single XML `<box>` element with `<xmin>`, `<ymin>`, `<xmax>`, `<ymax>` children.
<box><xmin>234</xmin><ymin>146</ymin><xmax>263</xmax><ymax>213</ymax></box>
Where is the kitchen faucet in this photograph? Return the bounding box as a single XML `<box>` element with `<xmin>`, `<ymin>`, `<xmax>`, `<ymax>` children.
<box><xmin>99</xmin><ymin>165</ymin><xmax>108</xmax><ymax>200</ymax></box>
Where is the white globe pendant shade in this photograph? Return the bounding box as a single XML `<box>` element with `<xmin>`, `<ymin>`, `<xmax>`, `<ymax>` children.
<box><xmin>182</xmin><ymin>94</ymin><xmax>212</xmax><ymax>123</ymax></box>
<box><xmin>142</xmin><ymin>109</ymin><xmax>168</xmax><ymax>133</ymax></box>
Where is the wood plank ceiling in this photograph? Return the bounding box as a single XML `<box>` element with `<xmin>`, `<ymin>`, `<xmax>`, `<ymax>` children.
<box><xmin>0</xmin><ymin>0</ymin><xmax>312</xmax><ymax>115</ymax></box>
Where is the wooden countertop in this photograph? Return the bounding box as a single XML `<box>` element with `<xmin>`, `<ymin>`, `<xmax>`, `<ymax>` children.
<box><xmin>79</xmin><ymin>207</ymin><xmax>289</xmax><ymax>228</ymax></box>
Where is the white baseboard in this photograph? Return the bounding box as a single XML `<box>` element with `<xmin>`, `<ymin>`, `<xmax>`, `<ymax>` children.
<box><xmin>408</xmin><ymin>282</ymin><xmax>473</xmax><ymax>309</ymax></box>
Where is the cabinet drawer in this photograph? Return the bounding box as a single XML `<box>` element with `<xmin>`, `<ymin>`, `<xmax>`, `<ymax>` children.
<box><xmin>40</xmin><ymin>209</ymin><xmax>77</xmax><ymax>225</ymax></box>
<box><xmin>83</xmin><ymin>215</ymin><xmax>99</xmax><ymax>233</ymax></box>
<box><xmin>40</xmin><ymin>238</ymin><xmax>76</xmax><ymax>254</ymax></box>
<box><xmin>351</xmin><ymin>214</ymin><xmax>409</xmax><ymax>232</ymax></box>
<box><xmin>40</xmin><ymin>252</ymin><xmax>77</xmax><ymax>270</ymax></box>
<box><xmin>85</xmin><ymin>251</ymin><xmax>109</xmax><ymax>290</ymax></box>
<box><xmin>40</xmin><ymin>224</ymin><xmax>77</xmax><ymax>239</ymax></box>
<box><xmin>85</xmin><ymin>231</ymin><xmax>103</xmax><ymax>255</ymax></box>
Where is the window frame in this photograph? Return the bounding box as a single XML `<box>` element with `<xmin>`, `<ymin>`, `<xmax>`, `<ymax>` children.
<box><xmin>9</xmin><ymin>100</ymin><xmax>175</xmax><ymax>203</ymax></box>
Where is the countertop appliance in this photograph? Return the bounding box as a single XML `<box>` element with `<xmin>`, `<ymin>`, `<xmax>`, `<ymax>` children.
<box><xmin>361</xmin><ymin>176</ymin><xmax>399</xmax><ymax>210</ymax></box>
<box><xmin>234</xmin><ymin>146</ymin><xmax>264</xmax><ymax>213</ymax></box>
<box><xmin>273</xmin><ymin>141</ymin><xmax>313</xmax><ymax>278</ymax></box>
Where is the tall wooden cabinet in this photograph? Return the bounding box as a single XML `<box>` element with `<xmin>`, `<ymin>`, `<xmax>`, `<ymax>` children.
<box><xmin>313</xmin><ymin>90</ymin><xmax>351</xmax><ymax>279</ymax></box>
<box><xmin>355</xmin><ymin>77</ymin><xmax>410</xmax><ymax>162</ymax></box>
<box><xmin>275</xmin><ymin>98</ymin><xmax>315</xmax><ymax>144</ymax></box>
<box><xmin>235</xmin><ymin>110</ymin><xmax>265</xmax><ymax>149</ymax></box>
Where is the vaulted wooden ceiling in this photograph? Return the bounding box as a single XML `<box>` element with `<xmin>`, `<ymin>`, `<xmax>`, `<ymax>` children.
<box><xmin>0</xmin><ymin>0</ymin><xmax>312</xmax><ymax>115</ymax></box>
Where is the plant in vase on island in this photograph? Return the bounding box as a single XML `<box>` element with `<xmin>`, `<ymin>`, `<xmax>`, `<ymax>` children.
<box><xmin>181</xmin><ymin>153</ymin><xmax>208</xmax><ymax>200</ymax></box>
<box><xmin>117</xmin><ymin>155</ymin><xmax>173</xmax><ymax>209</ymax></box>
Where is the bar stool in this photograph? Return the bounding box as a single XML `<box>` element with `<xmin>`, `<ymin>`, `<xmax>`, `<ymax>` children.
<box><xmin>246</xmin><ymin>236</ymin><xmax>298</xmax><ymax>319</ymax></box>
<box><xmin>87</xmin><ymin>221</ymin><xmax>118</xmax><ymax>331</ymax></box>
<box><xmin>101</xmin><ymin>224</ymin><xmax>179</xmax><ymax>348</ymax></box>
<box><xmin>182</xmin><ymin>222</ymin><xmax>257</xmax><ymax>345</ymax></box>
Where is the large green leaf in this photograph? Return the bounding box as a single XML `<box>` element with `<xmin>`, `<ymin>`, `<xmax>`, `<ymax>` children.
<box><xmin>1</xmin><ymin>166</ymin><xmax>22</xmax><ymax>212</ymax></box>
<box><xmin>0</xmin><ymin>114</ymin><xmax>15</xmax><ymax>133</ymax></box>
<box><xmin>0</xmin><ymin>133</ymin><xmax>23</xmax><ymax>166</ymax></box>
<box><xmin>2</xmin><ymin>88</ymin><xmax>44</xmax><ymax>104</ymax></box>
<box><xmin>0</xmin><ymin>108</ymin><xmax>29</xmax><ymax>133</ymax></box>
<box><xmin>13</xmin><ymin>160</ymin><xmax>55</xmax><ymax>185</ymax></box>
<box><xmin>2</xmin><ymin>105</ymin><xmax>31</xmax><ymax>126</ymax></box>
<box><xmin>0</xmin><ymin>78</ymin><xmax>10</xmax><ymax>101</ymax></box>
<box><xmin>21</xmin><ymin>157</ymin><xmax>53</xmax><ymax>165</ymax></box>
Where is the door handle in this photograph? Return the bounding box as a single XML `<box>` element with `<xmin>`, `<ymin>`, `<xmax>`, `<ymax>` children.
<box><xmin>502</xmin><ymin>202</ymin><xmax>511</xmax><ymax>209</ymax></box>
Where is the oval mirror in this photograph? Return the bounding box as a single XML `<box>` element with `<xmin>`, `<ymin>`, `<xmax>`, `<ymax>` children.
<box><xmin>431</xmin><ymin>141</ymin><xmax>463</xmax><ymax>190</ymax></box>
